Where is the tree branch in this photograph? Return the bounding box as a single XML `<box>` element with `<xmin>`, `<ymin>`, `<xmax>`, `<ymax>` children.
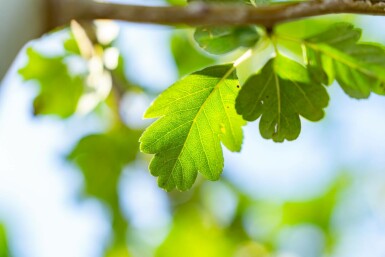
<box><xmin>68</xmin><ymin>0</ymin><xmax>385</xmax><ymax>29</ymax></box>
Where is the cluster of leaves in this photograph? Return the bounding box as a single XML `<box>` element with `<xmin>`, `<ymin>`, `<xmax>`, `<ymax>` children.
<box><xmin>18</xmin><ymin>2</ymin><xmax>385</xmax><ymax>194</ymax></box>
<box><xmin>15</xmin><ymin>1</ymin><xmax>385</xmax><ymax>256</ymax></box>
<box><xmin>140</xmin><ymin>17</ymin><xmax>385</xmax><ymax>191</ymax></box>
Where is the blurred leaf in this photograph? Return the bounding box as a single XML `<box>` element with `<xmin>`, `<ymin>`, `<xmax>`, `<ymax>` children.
<box><xmin>68</xmin><ymin>125</ymin><xmax>141</xmax><ymax>254</ymax></box>
<box><xmin>236</xmin><ymin>56</ymin><xmax>329</xmax><ymax>142</ymax></box>
<box><xmin>276</xmin><ymin>16</ymin><xmax>355</xmax><ymax>58</ymax></box>
<box><xmin>302</xmin><ymin>22</ymin><xmax>385</xmax><ymax>98</ymax></box>
<box><xmin>63</xmin><ymin>33</ymin><xmax>81</xmax><ymax>55</ymax></box>
<box><xmin>140</xmin><ymin>65</ymin><xmax>245</xmax><ymax>191</ymax></box>
<box><xmin>105</xmin><ymin>243</ymin><xmax>131</xmax><ymax>257</ymax></box>
<box><xmin>189</xmin><ymin>0</ymin><xmax>251</xmax><ymax>3</ymax></box>
<box><xmin>171</xmin><ymin>31</ymin><xmax>215</xmax><ymax>77</ymax></box>
<box><xmin>0</xmin><ymin>224</ymin><xmax>11</xmax><ymax>257</ymax></box>
<box><xmin>166</xmin><ymin>0</ymin><xmax>187</xmax><ymax>5</ymax></box>
<box><xmin>234</xmin><ymin>242</ymin><xmax>270</xmax><ymax>257</ymax></box>
<box><xmin>156</xmin><ymin>206</ymin><xmax>237</xmax><ymax>257</ymax></box>
<box><xmin>68</xmin><ymin>125</ymin><xmax>140</xmax><ymax>204</ymax></box>
<box><xmin>281</xmin><ymin>177</ymin><xmax>348</xmax><ymax>230</ymax></box>
<box><xmin>19</xmin><ymin>48</ymin><xmax>84</xmax><ymax>118</ymax></box>
<box><xmin>194</xmin><ymin>26</ymin><xmax>260</xmax><ymax>55</ymax></box>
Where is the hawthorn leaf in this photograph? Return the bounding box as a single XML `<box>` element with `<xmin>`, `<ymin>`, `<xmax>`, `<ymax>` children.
<box><xmin>140</xmin><ymin>65</ymin><xmax>245</xmax><ymax>191</ymax></box>
<box><xmin>194</xmin><ymin>26</ymin><xmax>260</xmax><ymax>55</ymax></box>
<box><xmin>303</xmin><ymin>22</ymin><xmax>385</xmax><ymax>98</ymax></box>
<box><xmin>236</xmin><ymin>56</ymin><xmax>329</xmax><ymax>142</ymax></box>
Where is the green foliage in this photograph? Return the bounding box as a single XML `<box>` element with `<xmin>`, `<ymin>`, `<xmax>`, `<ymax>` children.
<box><xmin>68</xmin><ymin>126</ymin><xmax>140</xmax><ymax>204</ymax></box>
<box><xmin>188</xmin><ymin>0</ymin><xmax>252</xmax><ymax>3</ymax></box>
<box><xmin>139</xmin><ymin>21</ymin><xmax>385</xmax><ymax>190</ymax></box>
<box><xmin>68</xmin><ymin>125</ymin><xmax>141</xmax><ymax>255</ymax></box>
<box><xmin>18</xmin><ymin>48</ymin><xmax>84</xmax><ymax>117</ymax></box>
<box><xmin>140</xmin><ymin>65</ymin><xmax>245</xmax><ymax>191</ymax></box>
<box><xmin>302</xmin><ymin>23</ymin><xmax>385</xmax><ymax>98</ymax></box>
<box><xmin>18</xmin><ymin>13</ymin><xmax>385</xmax><ymax>194</ymax></box>
<box><xmin>0</xmin><ymin>224</ymin><xmax>11</xmax><ymax>257</ymax></box>
<box><xmin>236</xmin><ymin>56</ymin><xmax>329</xmax><ymax>142</ymax></box>
<box><xmin>194</xmin><ymin>26</ymin><xmax>260</xmax><ymax>55</ymax></box>
<box><xmin>171</xmin><ymin>31</ymin><xmax>215</xmax><ymax>76</ymax></box>
<box><xmin>156</xmin><ymin>206</ymin><xmax>237</xmax><ymax>257</ymax></box>
<box><xmin>13</xmin><ymin>9</ymin><xmax>385</xmax><ymax>257</ymax></box>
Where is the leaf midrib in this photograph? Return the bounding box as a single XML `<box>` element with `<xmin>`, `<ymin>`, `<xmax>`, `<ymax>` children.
<box><xmin>163</xmin><ymin>66</ymin><xmax>236</xmax><ymax>188</ymax></box>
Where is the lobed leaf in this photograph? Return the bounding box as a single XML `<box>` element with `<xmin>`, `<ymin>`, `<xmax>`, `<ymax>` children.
<box><xmin>236</xmin><ymin>56</ymin><xmax>329</xmax><ymax>142</ymax></box>
<box><xmin>140</xmin><ymin>65</ymin><xmax>246</xmax><ymax>191</ymax></box>
<box><xmin>303</xmin><ymin>23</ymin><xmax>385</xmax><ymax>98</ymax></box>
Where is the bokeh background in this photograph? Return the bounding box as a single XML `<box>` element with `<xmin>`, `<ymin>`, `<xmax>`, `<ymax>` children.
<box><xmin>1</xmin><ymin>1</ymin><xmax>385</xmax><ymax>257</ymax></box>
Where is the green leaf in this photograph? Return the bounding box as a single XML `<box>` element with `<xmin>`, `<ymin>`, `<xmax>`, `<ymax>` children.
<box><xmin>171</xmin><ymin>31</ymin><xmax>215</xmax><ymax>77</ymax></box>
<box><xmin>166</xmin><ymin>0</ymin><xmax>187</xmax><ymax>5</ymax></box>
<box><xmin>0</xmin><ymin>224</ymin><xmax>12</xmax><ymax>257</ymax></box>
<box><xmin>140</xmin><ymin>65</ymin><xmax>246</xmax><ymax>191</ymax></box>
<box><xmin>63</xmin><ymin>32</ymin><xmax>81</xmax><ymax>55</ymax></box>
<box><xmin>155</xmin><ymin>206</ymin><xmax>237</xmax><ymax>257</ymax></box>
<box><xmin>303</xmin><ymin>22</ymin><xmax>385</xmax><ymax>98</ymax></box>
<box><xmin>18</xmin><ymin>48</ymin><xmax>84</xmax><ymax>118</ymax></box>
<box><xmin>68</xmin><ymin>126</ymin><xmax>140</xmax><ymax>205</ymax></box>
<box><xmin>236</xmin><ymin>56</ymin><xmax>329</xmax><ymax>142</ymax></box>
<box><xmin>194</xmin><ymin>26</ymin><xmax>260</xmax><ymax>55</ymax></box>
<box><xmin>68</xmin><ymin>126</ymin><xmax>140</xmax><ymax>254</ymax></box>
<box><xmin>189</xmin><ymin>0</ymin><xmax>251</xmax><ymax>3</ymax></box>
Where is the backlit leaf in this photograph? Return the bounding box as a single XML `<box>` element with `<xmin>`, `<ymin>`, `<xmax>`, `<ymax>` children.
<box><xmin>303</xmin><ymin>23</ymin><xmax>385</xmax><ymax>98</ymax></box>
<box><xmin>236</xmin><ymin>56</ymin><xmax>329</xmax><ymax>142</ymax></box>
<box><xmin>140</xmin><ymin>65</ymin><xmax>245</xmax><ymax>191</ymax></box>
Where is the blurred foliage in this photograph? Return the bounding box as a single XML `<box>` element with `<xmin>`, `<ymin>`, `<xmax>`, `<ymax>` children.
<box><xmin>18</xmin><ymin>24</ymin><xmax>144</xmax><ymax>256</ymax></box>
<box><xmin>68</xmin><ymin>125</ymin><xmax>141</xmax><ymax>254</ymax></box>
<box><xmin>0</xmin><ymin>224</ymin><xmax>12</xmax><ymax>257</ymax></box>
<box><xmin>155</xmin><ymin>173</ymin><xmax>348</xmax><ymax>257</ymax></box>
<box><xmin>194</xmin><ymin>26</ymin><xmax>260</xmax><ymax>55</ymax></box>
<box><xmin>12</xmin><ymin>4</ymin><xmax>381</xmax><ymax>257</ymax></box>
<box><xmin>18</xmin><ymin>47</ymin><xmax>84</xmax><ymax>117</ymax></box>
<box><xmin>170</xmin><ymin>31</ymin><xmax>215</xmax><ymax>76</ymax></box>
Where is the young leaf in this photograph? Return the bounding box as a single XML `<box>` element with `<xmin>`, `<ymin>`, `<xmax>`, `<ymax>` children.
<box><xmin>140</xmin><ymin>65</ymin><xmax>246</xmax><ymax>191</ymax></box>
<box><xmin>194</xmin><ymin>26</ymin><xmax>260</xmax><ymax>55</ymax></box>
<box><xmin>303</xmin><ymin>23</ymin><xmax>385</xmax><ymax>98</ymax></box>
<box><xmin>236</xmin><ymin>56</ymin><xmax>329</xmax><ymax>142</ymax></box>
